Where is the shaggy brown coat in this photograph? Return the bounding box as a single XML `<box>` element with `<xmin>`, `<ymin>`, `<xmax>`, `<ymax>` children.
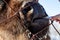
<box><xmin>0</xmin><ymin>0</ymin><xmax>33</xmax><ymax>40</ymax></box>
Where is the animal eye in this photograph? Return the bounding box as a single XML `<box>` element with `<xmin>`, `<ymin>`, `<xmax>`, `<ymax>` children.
<box><xmin>21</xmin><ymin>6</ymin><xmax>32</xmax><ymax>15</ymax></box>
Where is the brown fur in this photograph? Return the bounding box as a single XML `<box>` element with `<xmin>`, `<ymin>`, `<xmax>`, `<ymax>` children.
<box><xmin>0</xmin><ymin>0</ymin><xmax>33</xmax><ymax>40</ymax></box>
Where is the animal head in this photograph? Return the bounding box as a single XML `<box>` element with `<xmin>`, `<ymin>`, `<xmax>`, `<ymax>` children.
<box><xmin>5</xmin><ymin>0</ymin><xmax>34</xmax><ymax>26</ymax></box>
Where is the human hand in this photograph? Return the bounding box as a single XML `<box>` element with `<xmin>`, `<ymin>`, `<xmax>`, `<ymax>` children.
<box><xmin>50</xmin><ymin>14</ymin><xmax>60</xmax><ymax>23</ymax></box>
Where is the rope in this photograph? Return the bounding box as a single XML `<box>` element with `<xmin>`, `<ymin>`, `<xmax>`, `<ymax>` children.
<box><xmin>3</xmin><ymin>0</ymin><xmax>16</xmax><ymax>12</ymax></box>
<box><xmin>51</xmin><ymin>23</ymin><xmax>60</xmax><ymax>35</ymax></box>
<box><xmin>50</xmin><ymin>20</ymin><xmax>60</xmax><ymax>35</ymax></box>
<box><xmin>30</xmin><ymin>19</ymin><xmax>60</xmax><ymax>40</ymax></box>
<box><xmin>0</xmin><ymin>0</ymin><xmax>33</xmax><ymax>24</ymax></box>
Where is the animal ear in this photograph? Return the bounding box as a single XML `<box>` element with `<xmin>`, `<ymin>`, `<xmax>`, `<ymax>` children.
<box><xmin>27</xmin><ymin>8</ymin><xmax>33</xmax><ymax>21</ymax></box>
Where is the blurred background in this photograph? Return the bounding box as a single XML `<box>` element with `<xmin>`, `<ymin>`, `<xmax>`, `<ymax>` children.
<box><xmin>39</xmin><ymin>0</ymin><xmax>60</xmax><ymax>40</ymax></box>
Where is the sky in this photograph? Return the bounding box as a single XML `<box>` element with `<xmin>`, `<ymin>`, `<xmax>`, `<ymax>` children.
<box><xmin>39</xmin><ymin>0</ymin><xmax>60</xmax><ymax>16</ymax></box>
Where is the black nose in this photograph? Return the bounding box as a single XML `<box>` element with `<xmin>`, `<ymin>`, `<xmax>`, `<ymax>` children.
<box><xmin>22</xmin><ymin>6</ymin><xmax>32</xmax><ymax>15</ymax></box>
